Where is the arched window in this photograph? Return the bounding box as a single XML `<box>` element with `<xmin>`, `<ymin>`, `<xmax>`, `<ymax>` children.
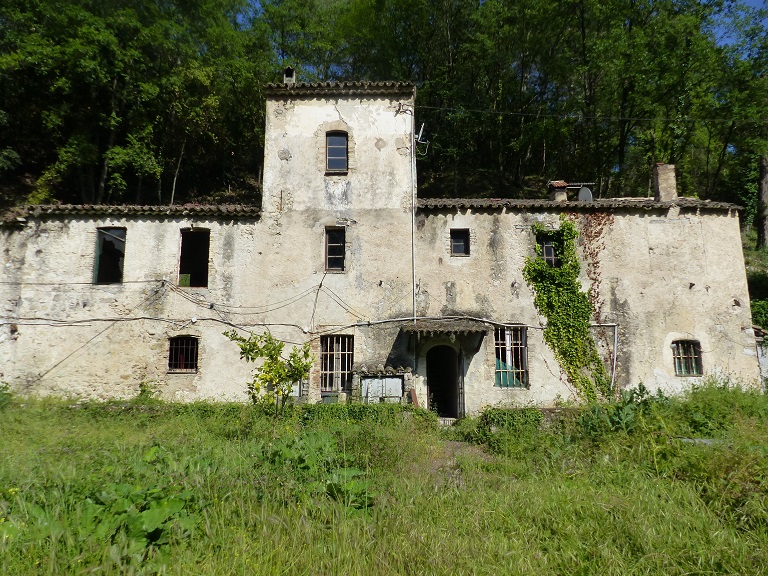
<box><xmin>326</xmin><ymin>131</ymin><xmax>348</xmax><ymax>172</ymax></box>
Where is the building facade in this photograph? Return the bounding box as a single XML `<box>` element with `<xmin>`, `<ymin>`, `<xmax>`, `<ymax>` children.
<box><xmin>0</xmin><ymin>80</ymin><xmax>760</xmax><ymax>414</ymax></box>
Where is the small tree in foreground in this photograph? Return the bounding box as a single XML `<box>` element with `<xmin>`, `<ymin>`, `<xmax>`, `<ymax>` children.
<box><xmin>224</xmin><ymin>330</ymin><xmax>313</xmax><ymax>415</ymax></box>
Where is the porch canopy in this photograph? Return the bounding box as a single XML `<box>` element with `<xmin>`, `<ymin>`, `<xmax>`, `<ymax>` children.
<box><xmin>399</xmin><ymin>318</ymin><xmax>493</xmax><ymax>336</ymax></box>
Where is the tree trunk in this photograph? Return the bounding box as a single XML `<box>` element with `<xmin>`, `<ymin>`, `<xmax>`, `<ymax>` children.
<box><xmin>170</xmin><ymin>139</ymin><xmax>185</xmax><ymax>206</ymax></box>
<box><xmin>757</xmin><ymin>154</ymin><xmax>768</xmax><ymax>249</ymax></box>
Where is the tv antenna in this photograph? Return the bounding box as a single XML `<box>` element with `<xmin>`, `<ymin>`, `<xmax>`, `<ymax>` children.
<box><xmin>415</xmin><ymin>123</ymin><xmax>429</xmax><ymax>156</ymax></box>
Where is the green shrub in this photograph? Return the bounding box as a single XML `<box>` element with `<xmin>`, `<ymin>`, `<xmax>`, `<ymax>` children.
<box><xmin>0</xmin><ymin>381</ymin><xmax>11</xmax><ymax>410</ymax></box>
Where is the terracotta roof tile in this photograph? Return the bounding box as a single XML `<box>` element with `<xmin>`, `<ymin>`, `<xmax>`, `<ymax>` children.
<box><xmin>2</xmin><ymin>204</ymin><xmax>261</xmax><ymax>223</ymax></box>
<box><xmin>400</xmin><ymin>318</ymin><xmax>493</xmax><ymax>335</ymax></box>
<box><xmin>265</xmin><ymin>81</ymin><xmax>415</xmax><ymax>98</ymax></box>
<box><xmin>417</xmin><ymin>197</ymin><xmax>740</xmax><ymax>212</ymax></box>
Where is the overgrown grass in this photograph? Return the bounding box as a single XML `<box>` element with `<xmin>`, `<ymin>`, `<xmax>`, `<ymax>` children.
<box><xmin>1</xmin><ymin>383</ymin><xmax>767</xmax><ymax>574</ymax></box>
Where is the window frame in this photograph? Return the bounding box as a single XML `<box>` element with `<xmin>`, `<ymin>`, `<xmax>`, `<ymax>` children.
<box><xmin>672</xmin><ymin>339</ymin><xmax>702</xmax><ymax>376</ymax></box>
<box><xmin>168</xmin><ymin>336</ymin><xmax>199</xmax><ymax>373</ymax></box>
<box><xmin>326</xmin><ymin>131</ymin><xmax>348</xmax><ymax>173</ymax></box>
<box><xmin>94</xmin><ymin>227</ymin><xmax>126</xmax><ymax>285</ymax></box>
<box><xmin>320</xmin><ymin>334</ymin><xmax>354</xmax><ymax>393</ymax></box>
<box><xmin>179</xmin><ymin>228</ymin><xmax>210</xmax><ymax>288</ymax></box>
<box><xmin>494</xmin><ymin>326</ymin><xmax>529</xmax><ymax>388</ymax></box>
<box><xmin>450</xmin><ymin>229</ymin><xmax>470</xmax><ymax>257</ymax></box>
<box><xmin>536</xmin><ymin>235</ymin><xmax>561</xmax><ymax>267</ymax></box>
<box><xmin>325</xmin><ymin>227</ymin><xmax>346</xmax><ymax>272</ymax></box>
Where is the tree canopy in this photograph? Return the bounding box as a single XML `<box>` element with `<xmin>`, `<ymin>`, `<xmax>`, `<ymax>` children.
<box><xmin>1</xmin><ymin>0</ymin><xmax>767</xmax><ymax>209</ymax></box>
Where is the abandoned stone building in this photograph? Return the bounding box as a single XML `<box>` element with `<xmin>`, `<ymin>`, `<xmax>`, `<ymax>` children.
<box><xmin>0</xmin><ymin>77</ymin><xmax>760</xmax><ymax>415</ymax></box>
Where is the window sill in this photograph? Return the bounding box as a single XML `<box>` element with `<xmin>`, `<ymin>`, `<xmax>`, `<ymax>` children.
<box><xmin>450</xmin><ymin>254</ymin><xmax>470</xmax><ymax>258</ymax></box>
<box><xmin>324</xmin><ymin>269</ymin><xmax>346</xmax><ymax>274</ymax></box>
<box><xmin>325</xmin><ymin>170</ymin><xmax>348</xmax><ymax>176</ymax></box>
<box><xmin>167</xmin><ymin>370</ymin><xmax>198</xmax><ymax>375</ymax></box>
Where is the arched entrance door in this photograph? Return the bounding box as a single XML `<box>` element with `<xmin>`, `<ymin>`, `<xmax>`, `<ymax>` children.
<box><xmin>426</xmin><ymin>345</ymin><xmax>460</xmax><ymax>418</ymax></box>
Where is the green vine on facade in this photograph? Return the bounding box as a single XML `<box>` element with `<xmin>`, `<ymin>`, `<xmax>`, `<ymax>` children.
<box><xmin>522</xmin><ymin>217</ymin><xmax>610</xmax><ymax>402</ymax></box>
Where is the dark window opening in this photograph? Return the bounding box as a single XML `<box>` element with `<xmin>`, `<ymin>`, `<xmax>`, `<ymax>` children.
<box><xmin>325</xmin><ymin>227</ymin><xmax>346</xmax><ymax>271</ymax></box>
<box><xmin>537</xmin><ymin>235</ymin><xmax>561</xmax><ymax>267</ymax></box>
<box><xmin>326</xmin><ymin>132</ymin><xmax>348</xmax><ymax>172</ymax></box>
<box><xmin>450</xmin><ymin>229</ymin><xmax>470</xmax><ymax>256</ymax></box>
<box><xmin>672</xmin><ymin>340</ymin><xmax>702</xmax><ymax>376</ymax></box>
<box><xmin>495</xmin><ymin>326</ymin><xmax>529</xmax><ymax>388</ymax></box>
<box><xmin>169</xmin><ymin>336</ymin><xmax>199</xmax><ymax>372</ymax></box>
<box><xmin>95</xmin><ymin>227</ymin><xmax>126</xmax><ymax>284</ymax></box>
<box><xmin>320</xmin><ymin>335</ymin><xmax>353</xmax><ymax>393</ymax></box>
<box><xmin>179</xmin><ymin>229</ymin><xmax>210</xmax><ymax>287</ymax></box>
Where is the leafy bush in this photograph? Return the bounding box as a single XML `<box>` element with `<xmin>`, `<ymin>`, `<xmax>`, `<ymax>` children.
<box><xmin>577</xmin><ymin>383</ymin><xmax>668</xmax><ymax>440</ymax></box>
<box><xmin>0</xmin><ymin>381</ymin><xmax>11</xmax><ymax>410</ymax></box>
<box><xmin>298</xmin><ymin>402</ymin><xmax>436</xmax><ymax>430</ymax></box>
<box><xmin>751</xmin><ymin>298</ymin><xmax>768</xmax><ymax>328</ymax></box>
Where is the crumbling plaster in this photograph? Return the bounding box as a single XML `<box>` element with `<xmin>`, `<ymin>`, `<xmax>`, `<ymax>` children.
<box><xmin>0</xmin><ymin>82</ymin><xmax>760</xmax><ymax>412</ymax></box>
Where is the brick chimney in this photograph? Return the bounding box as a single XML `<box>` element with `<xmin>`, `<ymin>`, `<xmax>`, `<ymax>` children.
<box><xmin>654</xmin><ymin>163</ymin><xmax>677</xmax><ymax>202</ymax></box>
<box><xmin>548</xmin><ymin>180</ymin><xmax>568</xmax><ymax>202</ymax></box>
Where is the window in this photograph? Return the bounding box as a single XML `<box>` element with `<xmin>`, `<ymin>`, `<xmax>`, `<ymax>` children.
<box><xmin>537</xmin><ymin>235</ymin><xmax>561</xmax><ymax>267</ymax></box>
<box><xmin>179</xmin><ymin>229</ymin><xmax>210</xmax><ymax>287</ymax></box>
<box><xmin>320</xmin><ymin>335</ymin><xmax>354</xmax><ymax>393</ymax></box>
<box><xmin>672</xmin><ymin>340</ymin><xmax>702</xmax><ymax>376</ymax></box>
<box><xmin>325</xmin><ymin>227</ymin><xmax>346</xmax><ymax>271</ymax></box>
<box><xmin>326</xmin><ymin>131</ymin><xmax>348</xmax><ymax>172</ymax></box>
<box><xmin>450</xmin><ymin>229</ymin><xmax>470</xmax><ymax>256</ymax></box>
<box><xmin>168</xmin><ymin>336</ymin><xmax>199</xmax><ymax>373</ymax></box>
<box><xmin>95</xmin><ymin>227</ymin><xmax>126</xmax><ymax>284</ymax></box>
<box><xmin>495</xmin><ymin>326</ymin><xmax>528</xmax><ymax>388</ymax></box>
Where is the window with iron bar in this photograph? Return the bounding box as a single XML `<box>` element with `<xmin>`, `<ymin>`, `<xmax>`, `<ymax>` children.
<box><xmin>495</xmin><ymin>326</ymin><xmax>528</xmax><ymax>388</ymax></box>
<box><xmin>325</xmin><ymin>227</ymin><xmax>346</xmax><ymax>271</ymax></box>
<box><xmin>672</xmin><ymin>340</ymin><xmax>702</xmax><ymax>376</ymax></box>
<box><xmin>320</xmin><ymin>335</ymin><xmax>354</xmax><ymax>393</ymax></box>
<box><xmin>537</xmin><ymin>236</ymin><xmax>561</xmax><ymax>267</ymax></box>
<box><xmin>168</xmin><ymin>336</ymin><xmax>199</xmax><ymax>373</ymax></box>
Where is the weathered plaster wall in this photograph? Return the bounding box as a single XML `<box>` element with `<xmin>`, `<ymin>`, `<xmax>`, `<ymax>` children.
<box><xmin>595</xmin><ymin>208</ymin><xmax>757</xmax><ymax>393</ymax></box>
<box><xmin>0</xmin><ymin>209</ymin><xmax>417</xmax><ymax>400</ymax></box>
<box><xmin>414</xmin><ymin>205</ymin><xmax>759</xmax><ymax>412</ymax></box>
<box><xmin>1</xmin><ymin>83</ymin><xmax>759</xmax><ymax>412</ymax></box>
<box><xmin>262</xmin><ymin>93</ymin><xmax>414</xmax><ymax>213</ymax></box>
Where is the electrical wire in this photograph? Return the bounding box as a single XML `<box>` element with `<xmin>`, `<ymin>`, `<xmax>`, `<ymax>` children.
<box><xmin>415</xmin><ymin>103</ymin><xmax>768</xmax><ymax>125</ymax></box>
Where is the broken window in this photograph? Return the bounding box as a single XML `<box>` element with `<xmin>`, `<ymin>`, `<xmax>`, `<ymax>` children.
<box><xmin>672</xmin><ymin>340</ymin><xmax>702</xmax><ymax>376</ymax></box>
<box><xmin>325</xmin><ymin>227</ymin><xmax>346</xmax><ymax>271</ymax></box>
<box><xmin>320</xmin><ymin>335</ymin><xmax>354</xmax><ymax>393</ymax></box>
<box><xmin>537</xmin><ymin>235</ymin><xmax>561</xmax><ymax>267</ymax></box>
<box><xmin>326</xmin><ymin>131</ymin><xmax>348</xmax><ymax>172</ymax></box>
<box><xmin>495</xmin><ymin>326</ymin><xmax>528</xmax><ymax>388</ymax></box>
<box><xmin>95</xmin><ymin>227</ymin><xmax>126</xmax><ymax>284</ymax></box>
<box><xmin>168</xmin><ymin>336</ymin><xmax>199</xmax><ymax>373</ymax></box>
<box><xmin>179</xmin><ymin>229</ymin><xmax>210</xmax><ymax>287</ymax></box>
<box><xmin>450</xmin><ymin>229</ymin><xmax>470</xmax><ymax>256</ymax></box>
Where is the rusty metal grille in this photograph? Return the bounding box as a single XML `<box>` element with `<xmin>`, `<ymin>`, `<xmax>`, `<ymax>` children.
<box><xmin>320</xmin><ymin>335</ymin><xmax>353</xmax><ymax>392</ymax></box>
<box><xmin>672</xmin><ymin>340</ymin><xmax>702</xmax><ymax>376</ymax></box>
<box><xmin>168</xmin><ymin>336</ymin><xmax>199</xmax><ymax>373</ymax></box>
<box><xmin>495</xmin><ymin>327</ymin><xmax>528</xmax><ymax>388</ymax></box>
<box><xmin>538</xmin><ymin>238</ymin><xmax>561</xmax><ymax>267</ymax></box>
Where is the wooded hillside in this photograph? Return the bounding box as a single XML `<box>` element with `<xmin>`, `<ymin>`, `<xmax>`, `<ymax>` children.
<box><xmin>1</xmin><ymin>0</ymin><xmax>767</xmax><ymax>216</ymax></box>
